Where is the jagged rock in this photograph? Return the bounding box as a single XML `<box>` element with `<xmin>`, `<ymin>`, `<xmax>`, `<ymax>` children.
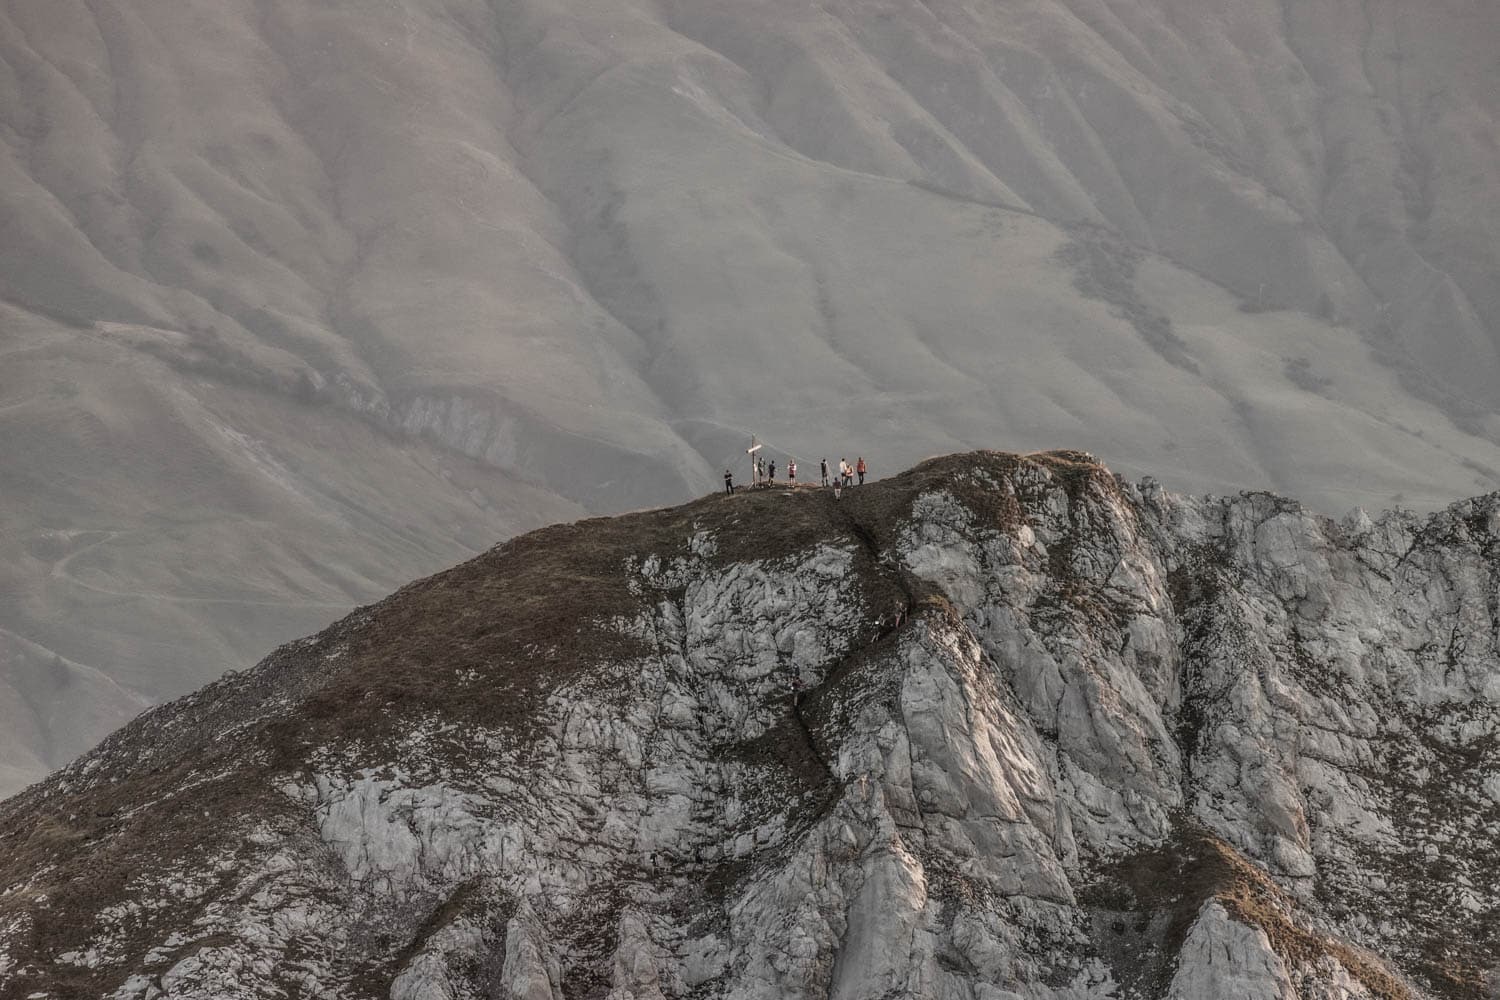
<box><xmin>0</xmin><ymin>451</ymin><xmax>1496</xmax><ymax>998</ymax></box>
<box><xmin>501</xmin><ymin>906</ymin><xmax>563</xmax><ymax>1000</ymax></box>
<box><xmin>1167</xmin><ymin>902</ymin><xmax>1296</xmax><ymax>1000</ymax></box>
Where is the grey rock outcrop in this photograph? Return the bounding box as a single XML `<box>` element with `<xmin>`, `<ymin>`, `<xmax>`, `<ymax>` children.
<box><xmin>0</xmin><ymin>451</ymin><xmax>1495</xmax><ymax>998</ymax></box>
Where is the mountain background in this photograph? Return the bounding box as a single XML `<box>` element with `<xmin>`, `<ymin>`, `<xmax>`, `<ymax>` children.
<box><xmin>2</xmin><ymin>0</ymin><xmax>1500</xmax><ymax>797</ymax></box>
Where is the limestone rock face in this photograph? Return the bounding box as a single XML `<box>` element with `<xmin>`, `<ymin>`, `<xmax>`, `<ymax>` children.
<box><xmin>1</xmin><ymin>452</ymin><xmax>1497</xmax><ymax>998</ymax></box>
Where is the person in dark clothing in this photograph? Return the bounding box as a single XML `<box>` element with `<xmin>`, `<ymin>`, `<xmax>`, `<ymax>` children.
<box><xmin>856</xmin><ymin>456</ymin><xmax>866</xmax><ymax>485</ymax></box>
<box><xmin>768</xmin><ymin>459</ymin><xmax>776</xmax><ymax>482</ymax></box>
<box><xmin>724</xmin><ymin>469</ymin><xmax>734</xmax><ymax>494</ymax></box>
<box><xmin>820</xmin><ymin>458</ymin><xmax>829</xmax><ymax>486</ymax></box>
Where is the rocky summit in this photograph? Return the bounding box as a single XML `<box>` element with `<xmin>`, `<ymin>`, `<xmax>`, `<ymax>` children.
<box><xmin>2</xmin><ymin>451</ymin><xmax>1498</xmax><ymax>999</ymax></box>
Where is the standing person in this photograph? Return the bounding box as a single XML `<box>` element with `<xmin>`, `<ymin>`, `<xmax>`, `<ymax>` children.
<box><xmin>820</xmin><ymin>458</ymin><xmax>829</xmax><ymax>487</ymax></box>
<box><xmin>768</xmin><ymin>459</ymin><xmax>776</xmax><ymax>482</ymax></box>
<box><xmin>724</xmin><ymin>469</ymin><xmax>734</xmax><ymax>494</ymax></box>
<box><xmin>757</xmin><ymin>457</ymin><xmax>765</xmax><ymax>483</ymax></box>
<box><xmin>856</xmin><ymin>456</ymin><xmax>866</xmax><ymax>486</ymax></box>
<box><xmin>788</xmin><ymin>460</ymin><xmax>797</xmax><ymax>482</ymax></box>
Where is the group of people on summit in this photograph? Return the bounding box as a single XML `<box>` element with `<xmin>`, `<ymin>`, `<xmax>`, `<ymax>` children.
<box><xmin>724</xmin><ymin>456</ymin><xmax>865</xmax><ymax>494</ymax></box>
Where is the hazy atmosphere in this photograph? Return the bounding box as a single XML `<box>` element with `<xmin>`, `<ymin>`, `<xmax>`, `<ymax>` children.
<box><xmin>3</xmin><ymin>0</ymin><xmax>1500</xmax><ymax>795</ymax></box>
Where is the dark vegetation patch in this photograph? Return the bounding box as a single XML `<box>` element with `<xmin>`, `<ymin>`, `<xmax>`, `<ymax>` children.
<box><xmin>727</xmin><ymin>711</ymin><xmax>834</xmax><ymax>800</ymax></box>
<box><xmin>555</xmin><ymin>890</ymin><xmax>620</xmax><ymax>999</ymax></box>
<box><xmin>373</xmin><ymin>879</ymin><xmax>485</xmax><ymax>991</ymax></box>
<box><xmin>0</xmin><ymin>767</ymin><xmax>305</xmax><ymax>998</ymax></box>
<box><xmin>280</xmin><ymin>509</ymin><xmax>678</xmax><ymax>764</ymax></box>
<box><xmin>804</xmin><ymin>620</ymin><xmax>907</xmax><ymax>736</ymax></box>
<box><xmin>1056</xmin><ymin>225</ymin><xmax>1199</xmax><ymax>373</ymax></box>
<box><xmin>127</xmin><ymin>323</ymin><xmax>302</xmax><ymax>398</ymax></box>
<box><xmin>190</xmin><ymin>241</ymin><xmax>222</xmax><ymax>267</ymax></box>
<box><xmin>1284</xmin><ymin>355</ymin><xmax>1335</xmax><ymax>393</ymax></box>
<box><xmin>1165</xmin><ymin>548</ymin><xmax>1227</xmax><ymax>619</ymax></box>
<box><xmin>1080</xmin><ymin>821</ymin><xmax>1412</xmax><ymax>1000</ymax></box>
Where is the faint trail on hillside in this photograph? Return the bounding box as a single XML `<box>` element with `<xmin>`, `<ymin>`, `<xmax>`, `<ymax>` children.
<box><xmin>47</xmin><ymin>533</ymin><xmax>351</xmax><ymax>609</ymax></box>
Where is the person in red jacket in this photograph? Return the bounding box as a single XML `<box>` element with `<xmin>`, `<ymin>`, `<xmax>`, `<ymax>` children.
<box><xmin>856</xmin><ymin>456</ymin><xmax>867</xmax><ymax>485</ymax></box>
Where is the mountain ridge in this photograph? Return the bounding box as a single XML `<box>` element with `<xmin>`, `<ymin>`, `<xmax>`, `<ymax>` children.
<box><xmin>6</xmin><ymin>0</ymin><xmax>1500</xmax><ymax>796</ymax></box>
<box><xmin>2</xmin><ymin>450</ymin><xmax>1496</xmax><ymax>998</ymax></box>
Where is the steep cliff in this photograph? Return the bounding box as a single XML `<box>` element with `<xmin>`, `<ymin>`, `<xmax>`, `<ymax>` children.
<box><xmin>1</xmin><ymin>452</ymin><xmax>1497</xmax><ymax>998</ymax></box>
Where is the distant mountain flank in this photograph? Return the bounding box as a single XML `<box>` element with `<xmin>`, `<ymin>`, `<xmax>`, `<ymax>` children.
<box><xmin>3</xmin><ymin>0</ymin><xmax>1500</xmax><ymax>807</ymax></box>
<box><xmin>1</xmin><ymin>451</ymin><xmax>1497</xmax><ymax>998</ymax></box>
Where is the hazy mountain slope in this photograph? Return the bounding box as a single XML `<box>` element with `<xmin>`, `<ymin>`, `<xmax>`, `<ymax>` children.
<box><xmin>2</xmin><ymin>0</ymin><xmax>1500</xmax><ymax>795</ymax></box>
<box><xmin>0</xmin><ymin>304</ymin><xmax>585</xmax><ymax>795</ymax></box>
<box><xmin>2</xmin><ymin>452</ymin><xmax>1497</xmax><ymax>998</ymax></box>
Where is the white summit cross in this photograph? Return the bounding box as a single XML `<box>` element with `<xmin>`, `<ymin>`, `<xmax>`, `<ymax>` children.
<box><xmin>746</xmin><ymin>435</ymin><xmax>762</xmax><ymax>486</ymax></box>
